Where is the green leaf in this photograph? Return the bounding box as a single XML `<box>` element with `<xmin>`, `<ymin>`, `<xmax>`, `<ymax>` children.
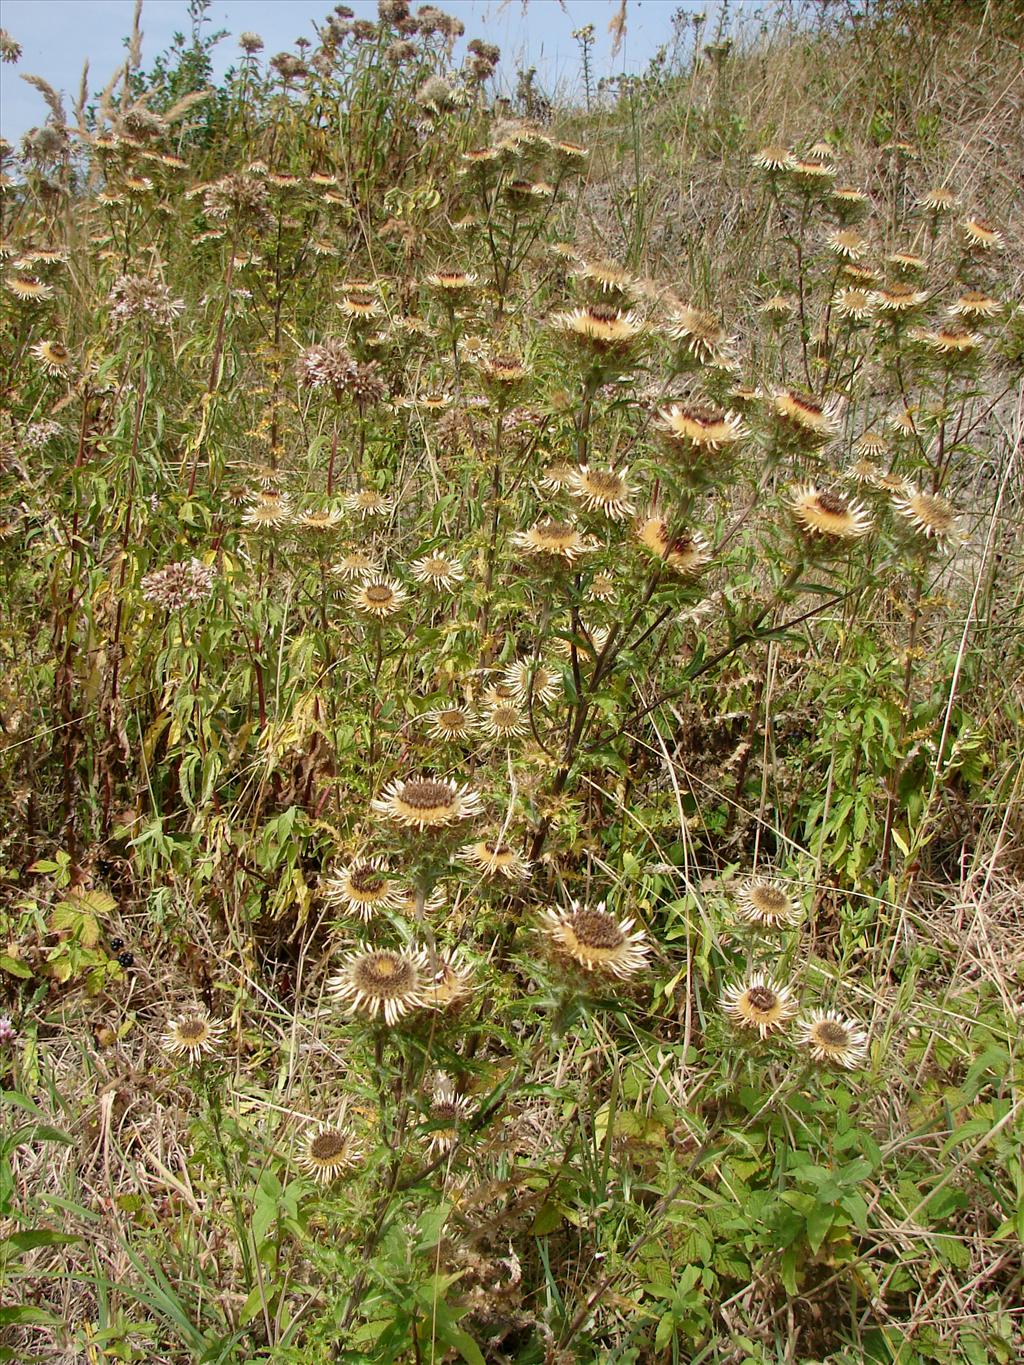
<box><xmin>414</xmin><ymin>1200</ymin><xmax>451</xmax><ymax>1251</ymax></box>
<box><xmin>531</xmin><ymin>1201</ymin><xmax>565</xmax><ymax>1236</ymax></box>
<box><xmin>3</xmin><ymin>1229</ymin><xmax>81</xmax><ymax>1253</ymax></box>
<box><xmin>0</xmin><ymin>955</ymin><xmax>32</xmax><ymax>979</ymax></box>
<box><xmin>805</xmin><ymin>1203</ymin><xmax>834</xmax><ymax>1255</ymax></box>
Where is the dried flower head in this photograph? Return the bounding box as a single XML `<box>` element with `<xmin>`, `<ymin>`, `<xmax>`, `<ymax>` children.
<box><xmin>424</xmin><ymin>952</ymin><xmax>475</xmax><ymax>1010</ymax></box>
<box><xmin>426</xmin><ymin>270</ymin><xmax>477</xmax><ymax>293</ymax></box>
<box><xmin>916</xmin><ymin>324</ymin><xmax>983</xmax><ymax>356</ymax></box>
<box><xmin>664</xmin><ymin>306</ymin><xmax>733</xmax><ymax>363</ymax></box>
<box><xmin>331</xmin><ymin>945</ymin><xmax>430</xmax><ymax>1024</ymax></box>
<box><xmin>461</xmin><ymin>837</ymin><xmax>531</xmax><ymax>881</ymax></box>
<box><xmin>481</xmin><ymin>700</ymin><xmax>527</xmax><ymax>741</ymax></box>
<box><xmin>759</xmin><ymin>293</ymin><xmax>795</xmax><ymax>319</ymax></box>
<box><xmin>141</xmin><ymin>558</ymin><xmax>216</xmax><ymax>609</ymax></box>
<box><xmin>423</xmin><ymin>1082</ymin><xmax>472</xmax><ymax>1154</ymax></box>
<box><xmin>424</xmin><ymin>705</ymin><xmax>474</xmax><ymax>741</ymax></box>
<box><xmin>351</xmin><ymin>577</ymin><xmax>407</xmax><ymax>617</ymax></box>
<box><xmin>411</xmin><ymin>552</ymin><xmax>464</xmax><ymax>589</ymax></box>
<box><xmin>479</xmin><ymin>352</ymin><xmax>528</xmax><ymax>385</ymax></box>
<box><xmin>570</xmin><ymin>465</ymin><xmax>636</xmax><ymax>520</ymax></box>
<box><xmin>572</xmin><ymin>258</ymin><xmax>636</xmax><ymax>295</ymax></box>
<box><xmin>344</xmin><ymin>488</ymin><xmax>393</xmax><ymax>519</ymax></box>
<box><xmin>242</xmin><ymin>491</ymin><xmax>292</xmax><ymax>529</ymax></box>
<box><xmin>856</xmin><ymin>430</ymin><xmax>888</xmax><ymax>458</ymax></box>
<box><xmin>918</xmin><ymin>186</ymin><xmax>956</xmax><ymax>213</ymax></box>
<box><xmin>873</xmin><ymin>282</ymin><xmax>928</xmax><ymax>313</ymax></box>
<box><xmin>789</xmin><ymin>484</ymin><xmax>871</xmax><ymax>540</ymax></box>
<box><xmin>298</xmin><ymin>1123</ymin><xmax>364</xmax><ymax>1182</ymax></box>
<box><xmin>502</xmin><ymin>659</ymin><xmax>561</xmax><ymax>705</ymax></box>
<box><xmin>338</xmin><ymin>288</ymin><xmax>382</xmax><ymax>319</ymax></box>
<box><xmin>798</xmin><ymin>1011</ymin><xmax>869</xmax><ymax>1068</ymax></box>
<box><xmin>789</xmin><ymin>157</ymin><xmax>835</xmax><ymax>184</ymax></box>
<box><xmin>31</xmin><ymin>339</ymin><xmax>72</xmax><ymax>374</ymax></box>
<box><xmin>752</xmin><ymin>145</ymin><xmax>794</xmax><ymax>172</ymax></box>
<box><xmin>8</xmin><ymin>273</ymin><xmax>54</xmax><ymax>300</ymax></box>
<box><xmin>371</xmin><ymin>775</ymin><xmax>482</xmax><ymax>829</ymax></box>
<box><xmin>549</xmin><ymin>304</ymin><xmax>644</xmax><ymax>350</ymax></box>
<box><xmin>827</xmin><ymin>228</ymin><xmax>867</xmax><ymax>261</ymax></box>
<box><xmin>326</xmin><ymin>549</ymin><xmax>379</xmax><ymax>584</ymax></box>
<box><xmin>845</xmin><ymin>458</ymin><xmax>880</xmax><ymax>487</ymax></box>
<box><xmin>636</xmin><ymin>517</ymin><xmax>710</xmax><ymax>576</ymax></box>
<box><xmin>656</xmin><ymin>403</ymin><xmax>746</xmax><ymax>451</ymax></box>
<box><xmin>892</xmin><ymin>489</ymin><xmax>958</xmax><ymax>542</ymax></box>
<box><xmin>296</xmin><ymin>506</ymin><xmax>344</xmax><ymax>532</ymax></box>
<box><xmin>773</xmin><ymin>390</ymin><xmax>842</xmax><ymax>441</ymax></box>
<box><xmin>950</xmin><ymin>290</ymin><xmax>1000</xmax><ymax>319</ymax></box>
<box><xmin>960</xmin><ymin>216</ymin><xmax>1003</xmax><ymax>250</ymax></box>
<box><xmin>833</xmin><ymin>287</ymin><xmax>875</xmax><ymax>321</ymax></box>
<box><xmin>736</xmin><ymin>878</ymin><xmax>802</xmax><ymax>928</ymax></box>
<box><xmin>324</xmin><ymin>858</ymin><xmax>403</xmax><ymax>920</ymax></box>
<box><xmin>831</xmin><ymin>185</ymin><xmax>870</xmax><ymax>207</ymax></box>
<box><xmin>541</xmin><ymin>901</ymin><xmax>650</xmax><ymax>980</ymax></box>
<box><xmin>720</xmin><ymin>971</ymin><xmax>797</xmax><ymax>1038</ymax></box>
<box><xmin>512</xmin><ymin>519</ymin><xmax>596</xmax><ymax>563</ymax></box>
<box><xmin>888</xmin><ymin>251</ymin><xmax>927</xmax><ymax>272</ymax></box>
<box><xmin>163</xmin><ymin>1008</ymin><xmax>224</xmax><ymax>1062</ymax></box>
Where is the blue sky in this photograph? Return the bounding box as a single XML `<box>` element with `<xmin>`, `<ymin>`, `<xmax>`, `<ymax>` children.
<box><xmin>0</xmin><ymin>0</ymin><xmax>714</xmax><ymax>143</ymax></box>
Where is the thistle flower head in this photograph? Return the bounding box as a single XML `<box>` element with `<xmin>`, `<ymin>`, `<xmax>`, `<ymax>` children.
<box><xmin>720</xmin><ymin>971</ymin><xmax>798</xmax><ymax>1038</ymax></box>
<box><xmin>773</xmin><ymin>390</ymin><xmax>842</xmax><ymax>441</ymax></box>
<box><xmin>411</xmin><ymin>552</ymin><xmax>464</xmax><ymax>589</ymax></box>
<box><xmin>541</xmin><ymin>901</ymin><xmax>650</xmax><ymax>979</ymax></box>
<box><xmin>918</xmin><ymin>186</ymin><xmax>956</xmax><ymax>213</ymax></box>
<box><xmin>663</xmin><ymin>306</ymin><xmax>734</xmax><ymax>363</ymax></box>
<box><xmin>655</xmin><ymin>403</ymin><xmax>746</xmax><ymax>450</ymax></box>
<box><xmin>512</xmin><ymin>518</ymin><xmax>596</xmax><ymax>563</ymax></box>
<box><xmin>7</xmin><ymin>273</ymin><xmax>53</xmax><ymax>300</ymax></box>
<box><xmin>570</xmin><ymin>465</ymin><xmax>636</xmax><ymax>520</ymax></box>
<box><xmin>798</xmin><ymin>1011</ymin><xmax>869</xmax><ymax>1068</ymax></box>
<box><xmin>736</xmin><ymin>878</ymin><xmax>802</xmax><ymax>928</ymax></box>
<box><xmin>330</xmin><ymin>945</ymin><xmax>431</xmax><ymax>1024</ymax></box>
<box><xmin>833</xmin><ymin>287</ymin><xmax>875</xmax><ymax>321</ymax></box>
<box><xmin>549</xmin><ymin>304</ymin><xmax>644</xmax><ymax>351</ymax></box>
<box><xmin>351</xmin><ymin>577</ymin><xmax>407</xmax><ymax>617</ymax></box>
<box><xmin>892</xmin><ymin>489</ymin><xmax>958</xmax><ymax>542</ymax></box>
<box><xmin>502</xmin><ymin>659</ymin><xmax>561</xmax><ymax>705</ymax></box>
<box><xmin>950</xmin><ymin>290</ymin><xmax>1000</xmax><ymax>319</ymax></box>
<box><xmin>873</xmin><ymin>282</ymin><xmax>929</xmax><ymax>313</ymax></box>
<box><xmin>298</xmin><ymin>1123</ymin><xmax>365</xmax><ymax>1182</ymax></box>
<box><xmin>344</xmin><ymin>488</ymin><xmax>393</xmax><ymax>518</ymax></box>
<box><xmin>827</xmin><ymin>228</ymin><xmax>867</xmax><ymax>261</ymax></box>
<box><xmin>789</xmin><ymin>484</ymin><xmax>872</xmax><ymax>540</ymax></box>
<box><xmin>635</xmin><ymin>516</ymin><xmax>710</xmax><ymax>576</ymax></box>
<box><xmin>371</xmin><ymin>775</ymin><xmax>483</xmax><ymax>829</ymax></box>
<box><xmin>480</xmin><ymin>700</ymin><xmax>527</xmax><ymax>741</ymax></box>
<box><xmin>960</xmin><ymin>216</ymin><xmax>1004</xmax><ymax>250</ymax></box>
<box><xmin>163</xmin><ymin>1008</ymin><xmax>224</xmax><ymax>1062</ymax></box>
<box><xmin>423</xmin><ymin>1081</ymin><xmax>472</xmax><ymax>1154</ymax></box>
<box><xmin>324</xmin><ymin>858</ymin><xmax>403</xmax><ymax>920</ymax></box>
<box><xmin>423</xmin><ymin>951</ymin><xmax>475</xmax><ymax>1010</ymax></box>
<box><xmin>31</xmin><ymin>339</ymin><xmax>72</xmax><ymax>374</ymax></box>
<box><xmin>461</xmin><ymin>837</ymin><xmax>531</xmax><ymax>881</ymax></box>
<box><xmin>752</xmin><ymin>145</ymin><xmax>794</xmax><ymax>172</ymax></box>
<box><xmin>423</xmin><ymin>705</ymin><xmax>475</xmax><ymax>741</ymax></box>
